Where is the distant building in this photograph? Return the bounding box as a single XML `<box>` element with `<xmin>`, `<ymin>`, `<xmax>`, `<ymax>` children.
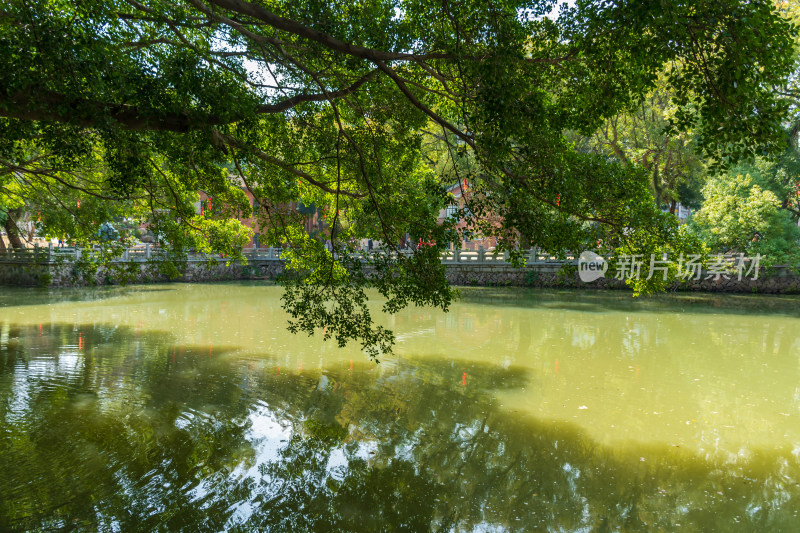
<box><xmin>437</xmin><ymin>180</ymin><xmax>498</xmax><ymax>251</ymax></box>
<box><xmin>662</xmin><ymin>202</ymin><xmax>691</xmax><ymax>222</ymax></box>
<box><xmin>195</xmin><ymin>188</ymin><xmax>324</xmax><ymax>247</ymax></box>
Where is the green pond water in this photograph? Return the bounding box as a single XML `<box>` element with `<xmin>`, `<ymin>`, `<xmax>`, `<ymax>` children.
<box><xmin>2</xmin><ymin>283</ymin><xmax>800</xmax><ymax>531</ymax></box>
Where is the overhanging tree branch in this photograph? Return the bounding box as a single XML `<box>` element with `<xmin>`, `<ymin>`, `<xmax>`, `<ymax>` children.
<box><xmin>200</xmin><ymin>0</ymin><xmax>451</xmax><ymax>62</ymax></box>
<box><xmin>215</xmin><ymin>132</ymin><xmax>368</xmax><ymax>199</ymax></box>
<box><xmin>0</xmin><ymin>70</ymin><xmax>381</xmax><ymax>132</ymax></box>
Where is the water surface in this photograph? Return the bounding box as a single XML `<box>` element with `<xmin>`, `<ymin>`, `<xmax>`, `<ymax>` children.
<box><xmin>2</xmin><ymin>283</ymin><xmax>800</xmax><ymax>531</ymax></box>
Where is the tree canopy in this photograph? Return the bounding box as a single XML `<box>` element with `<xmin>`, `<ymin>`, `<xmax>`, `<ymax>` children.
<box><xmin>690</xmin><ymin>167</ymin><xmax>800</xmax><ymax>266</ymax></box>
<box><xmin>0</xmin><ymin>0</ymin><xmax>796</xmax><ymax>355</ymax></box>
<box><xmin>572</xmin><ymin>72</ymin><xmax>706</xmax><ymax>213</ymax></box>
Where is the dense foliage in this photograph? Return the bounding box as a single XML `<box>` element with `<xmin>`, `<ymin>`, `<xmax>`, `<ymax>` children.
<box><xmin>691</xmin><ymin>172</ymin><xmax>800</xmax><ymax>266</ymax></box>
<box><xmin>0</xmin><ymin>0</ymin><xmax>796</xmax><ymax>354</ymax></box>
<box><xmin>572</xmin><ymin>73</ymin><xmax>706</xmax><ymax>213</ymax></box>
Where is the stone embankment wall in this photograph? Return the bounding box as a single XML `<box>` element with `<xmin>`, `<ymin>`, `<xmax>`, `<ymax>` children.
<box><xmin>0</xmin><ymin>258</ymin><xmax>286</xmax><ymax>287</ymax></box>
<box><xmin>1</xmin><ymin>258</ymin><xmax>799</xmax><ymax>294</ymax></box>
<box><xmin>444</xmin><ymin>263</ymin><xmax>800</xmax><ymax>293</ymax></box>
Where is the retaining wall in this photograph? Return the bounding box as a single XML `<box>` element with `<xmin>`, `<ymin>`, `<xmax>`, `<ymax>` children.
<box><xmin>1</xmin><ymin>257</ymin><xmax>798</xmax><ymax>294</ymax></box>
<box><xmin>0</xmin><ymin>258</ymin><xmax>286</xmax><ymax>287</ymax></box>
<box><xmin>444</xmin><ymin>263</ymin><xmax>800</xmax><ymax>293</ymax></box>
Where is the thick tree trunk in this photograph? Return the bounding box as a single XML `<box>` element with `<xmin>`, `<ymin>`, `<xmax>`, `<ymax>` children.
<box><xmin>646</xmin><ymin>164</ymin><xmax>664</xmax><ymax>207</ymax></box>
<box><xmin>4</xmin><ymin>208</ymin><xmax>25</xmax><ymax>249</ymax></box>
<box><xmin>669</xmin><ymin>199</ymin><xmax>677</xmax><ymax>215</ymax></box>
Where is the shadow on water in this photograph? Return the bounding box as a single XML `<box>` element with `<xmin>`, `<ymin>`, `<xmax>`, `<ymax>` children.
<box><xmin>2</xmin><ymin>323</ymin><xmax>800</xmax><ymax>532</ymax></box>
<box><xmin>0</xmin><ymin>285</ymin><xmax>177</xmax><ymax>308</ymax></box>
<box><xmin>460</xmin><ymin>287</ymin><xmax>800</xmax><ymax>319</ymax></box>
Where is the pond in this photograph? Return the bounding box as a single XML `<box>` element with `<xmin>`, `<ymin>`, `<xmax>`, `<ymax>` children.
<box><xmin>2</xmin><ymin>283</ymin><xmax>800</xmax><ymax>531</ymax></box>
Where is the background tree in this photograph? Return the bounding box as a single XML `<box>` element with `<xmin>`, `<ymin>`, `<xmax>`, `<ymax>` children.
<box><xmin>572</xmin><ymin>73</ymin><xmax>706</xmax><ymax>213</ymax></box>
<box><xmin>723</xmin><ymin>151</ymin><xmax>800</xmax><ymax>222</ymax></box>
<box><xmin>690</xmin><ymin>173</ymin><xmax>800</xmax><ymax>265</ymax></box>
<box><xmin>682</xmin><ymin>0</ymin><xmax>800</xmax><ymax>265</ymax></box>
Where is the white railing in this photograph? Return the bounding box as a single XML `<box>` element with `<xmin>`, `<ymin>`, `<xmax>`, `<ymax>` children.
<box><xmin>440</xmin><ymin>248</ymin><xmax>576</xmax><ymax>264</ymax></box>
<box><xmin>0</xmin><ymin>244</ymin><xmax>578</xmax><ymax>265</ymax></box>
<box><xmin>0</xmin><ymin>244</ymin><xmax>291</xmax><ymax>263</ymax></box>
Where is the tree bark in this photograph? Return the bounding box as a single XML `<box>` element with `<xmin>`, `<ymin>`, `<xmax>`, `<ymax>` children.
<box><xmin>4</xmin><ymin>208</ymin><xmax>25</xmax><ymax>250</ymax></box>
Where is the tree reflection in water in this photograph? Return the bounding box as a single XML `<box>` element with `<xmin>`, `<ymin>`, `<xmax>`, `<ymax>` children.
<box><xmin>1</xmin><ymin>322</ymin><xmax>799</xmax><ymax>531</ymax></box>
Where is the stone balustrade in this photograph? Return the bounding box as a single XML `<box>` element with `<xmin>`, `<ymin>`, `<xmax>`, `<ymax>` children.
<box><xmin>0</xmin><ymin>243</ymin><xmax>576</xmax><ymax>266</ymax></box>
<box><xmin>1</xmin><ymin>244</ymin><xmax>799</xmax><ymax>294</ymax></box>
